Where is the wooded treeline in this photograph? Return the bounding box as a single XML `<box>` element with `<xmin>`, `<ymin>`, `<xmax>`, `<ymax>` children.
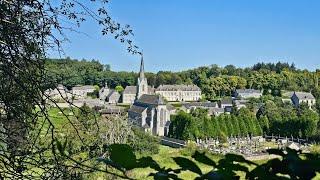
<box><xmin>46</xmin><ymin>58</ymin><xmax>320</xmax><ymax>99</ymax></box>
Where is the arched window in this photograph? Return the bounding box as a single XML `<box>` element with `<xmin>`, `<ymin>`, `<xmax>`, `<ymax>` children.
<box><xmin>160</xmin><ymin>109</ymin><xmax>165</xmax><ymax>127</ymax></box>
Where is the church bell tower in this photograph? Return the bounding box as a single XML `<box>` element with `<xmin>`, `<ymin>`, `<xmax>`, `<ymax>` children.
<box><xmin>136</xmin><ymin>54</ymin><xmax>148</xmax><ymax>100</ymax></box>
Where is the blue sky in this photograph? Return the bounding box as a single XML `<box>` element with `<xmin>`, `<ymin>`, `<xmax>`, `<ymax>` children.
<box><xmin>50</xmin><ymin>0</ymin><xmax>320</xmax><ymax>72</ymax></box>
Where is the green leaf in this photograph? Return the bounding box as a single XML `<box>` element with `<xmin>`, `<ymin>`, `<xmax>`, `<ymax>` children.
<box><xmin>192</xmin><ymin>151</ymin><xmax>216</xmax><ymax>167</ymax></box>
<box><xmin>225</xmin><ymin>153</ymin><xmax>257</xmax><ymax>165</ymax></box>
<box><xmin>267</xmin><ymin>149</ymin><xmax>285</xmax><ymax>157</ymax></box>
<box><xmin>137</xmin><ymin>157</ymin><xmax>161</xmax><ymax>170</ymax></box>
<box><xmin>173</xmin><ymin>157</ymin><xmax>202</xmax><ymax>175</ymax></box>
<box><xmin>108</xmin><ymin>144</ymin><xmax>137</xmax><ymax>170</ymax></box>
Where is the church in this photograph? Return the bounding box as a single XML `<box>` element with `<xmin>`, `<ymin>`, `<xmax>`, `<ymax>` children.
<box><xmin>122</xmin><ymin>60</ymin><xmax>202</xmax><ymax>103</ymax></box>
<box><xmin>127</xmin><ymin>56</ymin><xmax>171</xmax><ymax>136</ymax></box>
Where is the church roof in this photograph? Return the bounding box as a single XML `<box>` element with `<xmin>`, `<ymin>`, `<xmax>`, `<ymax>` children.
<box><xmin>156</xmin><ymin>84</ymin><xmax>201</xmax><ymax>91</ymax></box>
<box><xmin>123</xmin><ymin>86</ymin><xmax>136</xmax><ymax>94</ymax></box>
<box><xmin>128</xmin><ymin>105</ymin><xmax>147</xmax><ymax>114</ymax></box>
<box><xmin>166</xmin><ymin>104</ymin><xmax>176</xmax><ymax>111</ymax></box>
<box><xmin>135</xmin><ymin>94</ymin><xmax>166</xmax><ymax>105</ymax></box>
<box><xmin>139</xmin><ymin>55</ymin><xmax>145</xmax><ymax>79</ymax></box>
<box><xmin>123</xmin><ymin>86</ymin><xmax>155</xmax><ymax>95</ymax></box>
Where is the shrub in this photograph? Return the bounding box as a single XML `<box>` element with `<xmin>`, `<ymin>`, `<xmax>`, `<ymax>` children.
<box><xmin>130</xmin><ymin>128</ymin><xmax>160</xmax><ymax>155</ymax></box>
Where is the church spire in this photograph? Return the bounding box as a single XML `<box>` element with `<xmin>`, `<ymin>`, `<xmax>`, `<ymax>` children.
<box><xmin>139</xmin><ymin>53</ymin><xmax>145</xmax><ymax>79</ymax></box>
<box><xmin>136</xmin><ymin>52</ymin><xmax>148</xmax><ymax>100</ymax></box>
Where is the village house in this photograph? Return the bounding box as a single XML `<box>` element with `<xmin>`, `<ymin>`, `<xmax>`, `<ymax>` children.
<box><xmin>106</xmin><ymin>90</ymin><xmax>121</xmax><ymax>104</ymax></box>
<box><xmin>99</xmin><ymin>83</ymin><xmax>121</xmax><ymax>104</ymax></box>
<box><xmin>181</xmin><ymin>102</ymin><xmax>224</xmax><ymax>116</ymax></box>
<box><xmin>233</xmin><ymin>89</ymin><xmax>262</xmax><ymax>99</ymax></box>
<box><xmin>291</xmin><ymin>92</ymin><xmax>316</xmax><ymax>108</ymax></box>
<box><xmin>72</xmin><ymin>85</ymin><xmax>96</xmax><ymax>99</ymax></box>
<box><xmin>234</xmin><ymin>99</ymin><xmax>248</xmax><ymax>110</ymax></box>
<box><xmin>45</xmin><ymin>84</ymin><xmax>72</xmax><ymax>101</ymax></box>
<box><xmin>99</xmin><ymin>83</ymin><xmax>110</xmax><ymax>101</ymax></box>
<box><xmin>220</xmin><ymin>97</ymin><xmax>233</xmax><ymax>113</ymax></box>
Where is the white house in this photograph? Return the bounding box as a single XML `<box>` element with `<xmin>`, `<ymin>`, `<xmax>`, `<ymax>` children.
<box><xmin>291</xmin><ymin>92</ymin><xmax>316</xmax><ymax>108</ymax></box>
<box><xmin>234</xmin><ymin>89</ymin><xmax>262</xmax><ymax>99</ymax></box>
<box><xmin>72</xmin><ymin>85</ymin><xmax>96</xmax><ymax>99</ymax></box>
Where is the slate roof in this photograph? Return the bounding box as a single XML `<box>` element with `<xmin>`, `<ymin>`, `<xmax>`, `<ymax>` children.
<box><xmin>236</xmin><ymin>89</ymin><xmax>261</xmax><ymax>94</ymax></box>
<box><xmin>106</xmin><ymin>90</ymin><xmax>120</xmax><ymax>98</ymax></box>
<box><xmin>220</xmin><ymin>98</ymin><xmax>233</xmax><ymax>105</ymax></box>
<box><xmin>156</xmin><ymin>84</ymin><xmax>201</xmax><ymax>91</ymax></box>
<box><xmin>100</xmin><ymin>106</ymin><xmax>125</xmax><ymax>114</ymax></box>
<box><xmin>72</xmin><ymin>85</ymin><xmax>95</xmax><ymax>91</ymax></box>
<box><xmin>99</xmin><ymin>86</ymin><xmax>109</xmax><ymax>94</ymax></box>
<box><xmin>208</xmin><ymin>107</ymin><xmax>225</xmax><ymax>114</ymax></box>
<box><xmin>293</xmin><ymin>92</ymin><xmax>315</xmax><ymax>100</ymax></box>
<box><xmin>123</xmin><ymin>86</ymin><xmax>136</xmax><ymax>94</ymax></box>
<box><xmin>182</xmin><ymin>102</ymin><xmax>218</xmax><ymax>109</ymax></box>
<box><xmin>123</xmin><ymin>86</ymin><xmax>155</xmax><ymax>94</ymax></box>
<box><xmin>135</xmin><ymin>94</ymin><xmax>166</xmax><ymax>105</ymax></box>
<box><xmin>166</xmin><ymin>104</ymin><xmax>176</xmax><ymax>111</ymax></box>
<box><xmin>128</xmin><ymin>105</ymin><xmax>147</xmax><ymax>114</ymax></box>
<box><xmin>234</xmin><ymin>99</ymin><xmax>248</xmax><ymax>105</ymax></box>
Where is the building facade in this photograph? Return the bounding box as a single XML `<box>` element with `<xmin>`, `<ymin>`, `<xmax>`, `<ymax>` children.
<box><xmin>106</xmin><ymin>90</ymin><xmax>121</xmax><ymax>104</ymax></box>
<box><xmin>155</xmin><ymin>85</ymin><xmax>201</xmax><ymax>102</ymax></box>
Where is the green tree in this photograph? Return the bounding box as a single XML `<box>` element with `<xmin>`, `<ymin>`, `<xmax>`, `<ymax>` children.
<box><xmin>115</xmin><ymin>85</ymin><xmax>125</xmax><ymax>93</ymax></box>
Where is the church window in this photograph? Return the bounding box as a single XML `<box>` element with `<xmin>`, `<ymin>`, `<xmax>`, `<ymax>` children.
<box><xmin>160</xmin><ymin>109</ymin><xmax>165</xmax><ymax>127</ymax></box>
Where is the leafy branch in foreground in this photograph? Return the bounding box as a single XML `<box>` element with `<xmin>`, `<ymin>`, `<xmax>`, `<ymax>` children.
<box><xmin>91</xmin><ymin>144</ymin><xmax>320</xmax><ymax>180</ymax></box>
<box><xmin>0</xmin><ymin>0</ymin><xmax>140</xmax><ymax>178</ymax></box>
